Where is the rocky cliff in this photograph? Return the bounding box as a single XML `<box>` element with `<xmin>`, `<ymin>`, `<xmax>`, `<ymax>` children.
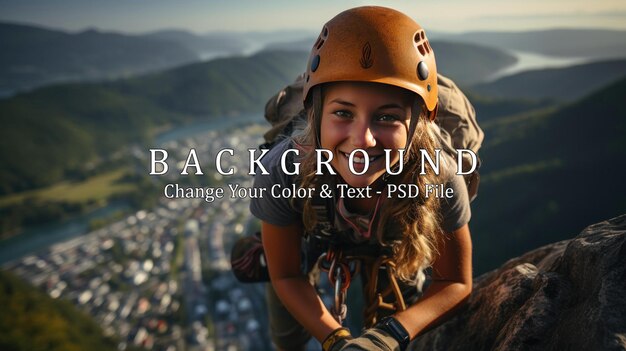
<box><xmin>410</xmin><ymin>214</ymin><xmax>626</xmax><ymax>350</ymax></box>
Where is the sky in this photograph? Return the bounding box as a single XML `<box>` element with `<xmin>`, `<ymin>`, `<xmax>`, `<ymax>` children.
<box><xmin>1</xmin><ymin>0</ymin><xmax>625</xmax><ymax>34</ymax></box>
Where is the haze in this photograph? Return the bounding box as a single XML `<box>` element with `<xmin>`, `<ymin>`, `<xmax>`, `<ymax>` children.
<box><xmin>1</xmin><ymin>0</ymin><xmax>625</xmax><ymax>34</ymax></box>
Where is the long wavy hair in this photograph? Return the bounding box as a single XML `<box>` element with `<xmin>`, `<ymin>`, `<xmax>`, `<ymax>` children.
<box><xmin>294</xmin><ymin>85</ymin><xmax>443</xmax><ymax>282</ymax></box>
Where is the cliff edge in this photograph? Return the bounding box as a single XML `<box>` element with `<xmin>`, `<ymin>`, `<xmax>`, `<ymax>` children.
<box><xmin>411</xmin><ymin>214</ymin><xmax>626</xmax><ymax>350</ymax></box>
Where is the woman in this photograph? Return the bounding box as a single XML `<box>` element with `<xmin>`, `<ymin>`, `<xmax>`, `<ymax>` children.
<box><xmin>250</xmin><ymin>6</ymin><xmax>473</xmax><ymax>351</ymax></box>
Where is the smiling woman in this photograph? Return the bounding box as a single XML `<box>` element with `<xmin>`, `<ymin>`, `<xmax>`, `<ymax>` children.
<box><xmin>247</xmin><ymin>6</ymin><xmax>475</xmax><ymax>351</ymax></box>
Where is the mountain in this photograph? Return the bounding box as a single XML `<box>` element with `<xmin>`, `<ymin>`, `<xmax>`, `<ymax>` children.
<box><xmin>0</xmin><ymin>50</ymin><xmax>308</xmax><ymax>194</ymax></box>
<box><xmin>263</xmin><ymin>38</ymin><xmax>517</xmax><ymax>85</ymax></box>
<box><xmin>146</xmin><ymin>29</ymin><xmax>315</xmax><ymax>59</ymax></box>
<box><xmin>431</xmin><ymin>41</ymin><xmax>517</xmax><ymax>86</ymax></box>
<box><xmin>263</xmin><ymin>37</ymin><xmax>314</xmax><ymax>52</ymax></box>
<box><xmin>467</xmin><ymin>93</ymin><xmax>550</xmax><ymax>123</ymax></box>
<box><xmin>0</xmin><ymin>269</ymin><xmax>119</xmax><ymax>351</ymax></box>
<box><xmin>145</xmin><ymin>30</ymin><xmax>255</xmax><ymax>59</ymax></box>
<box><xmin>471</xmin><ymin>76</ymin><xmax>626</xmax><ymax>273</ymax></box>
<box><xmin>0</xmin><ymin>22</ymin><xmax>198</xmax><ymax>96</ymax></box>
<box><xmin>469</xmin><ymin>59</ymin><xmax>626</xmax><ymax>102</ymax></box>
<box><xmin>438</xmin><ymin>29</ymin><xmax>626</xmax><ymax>59</ymax></box>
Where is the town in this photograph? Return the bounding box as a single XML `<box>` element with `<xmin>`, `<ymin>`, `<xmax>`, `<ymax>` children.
<box><xmin>4</xmin><ymin>123</ymin><xmax>274</xmax><ymax>351</ymax></box>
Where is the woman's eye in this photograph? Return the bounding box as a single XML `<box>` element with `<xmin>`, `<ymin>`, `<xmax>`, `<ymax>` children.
<box><xmin>333</xmin><ymin>110</ymin><xmax>352</xmax><ymax>118</ymax></box>
<box><xmin>377</xmin><ymin>114</ymin><xmax>399</xmax><ymax>122</ymax></box>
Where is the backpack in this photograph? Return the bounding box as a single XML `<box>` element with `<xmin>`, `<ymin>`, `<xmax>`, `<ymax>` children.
<box><xmin>231</xmin><ymin>73</ymin><xmax>484</xmax><ymax>283</ymax></box>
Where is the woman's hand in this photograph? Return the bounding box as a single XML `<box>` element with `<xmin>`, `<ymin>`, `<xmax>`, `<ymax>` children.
<box><xmin>337</xmin><ymin>327</ymin><xmax>400</xmax><ymax>350</ymax></box>
<box><xmin>262</xmin><ymin>220</ymin><xmax>343</xmax><ymax>342</ymax></box>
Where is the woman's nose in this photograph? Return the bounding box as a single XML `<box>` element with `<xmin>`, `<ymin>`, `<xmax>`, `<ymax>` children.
<box><xmin>350</xmin><ymin>121</ymin><xmax>376</xmax><ymax>149</ymax></box>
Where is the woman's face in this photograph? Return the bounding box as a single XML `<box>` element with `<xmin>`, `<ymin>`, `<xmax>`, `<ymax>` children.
<box><xmin>320</xmin><ymin>81</ymin><xmax>413</xmax><ymax>188</ymax></box>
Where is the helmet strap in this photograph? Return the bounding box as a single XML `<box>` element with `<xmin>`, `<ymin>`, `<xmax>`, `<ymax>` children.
<box><xmin>382</xmin><ymin>100</ymin><xmax>429</xmax><ymax>183</ymax></box>
<box><xmin>404</xmin><ymin>99</ymin><xmax>423</xmax><ymax>152</ymax></box>
<box><xmin>310</xmin><ymin>86</ymin><xmax>324</xmax><ymax>148</ymax></box>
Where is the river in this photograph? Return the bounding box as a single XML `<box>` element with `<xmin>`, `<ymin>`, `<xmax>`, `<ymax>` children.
<box><xmin>155</xmin><ymin>113</ymin><xmax>263</xmax><ymax>145</ymax></box>
<box><xmin>485</xmin><ymin>49</ymin><xmax>591</xmax><ymax>82</ymax></box>
<box><xmin>0</xmin><ymin>201</ymin><xmax>131</xmax><ymax>265</ymax></box>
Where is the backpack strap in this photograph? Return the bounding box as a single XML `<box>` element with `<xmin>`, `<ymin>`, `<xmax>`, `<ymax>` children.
<box><xmin>262</xmin><ymin>74</ymin><xmax>306</xmax><ymax>148</ymax></box>
<box><xmin>310</xmin><ymin>176</ymin><xmax>337</xmax><ymax>237</ymax></box>
<box><xmin>435</xmin><ymin>73</ymin><xmax>484</xmax><ymax>202</ymax></box>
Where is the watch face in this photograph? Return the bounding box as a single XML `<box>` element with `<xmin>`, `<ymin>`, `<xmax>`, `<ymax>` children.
<box><xmin>378</xmin><ymin>316</ymin><xmax>410</xmax><ymax>348</ymax></box>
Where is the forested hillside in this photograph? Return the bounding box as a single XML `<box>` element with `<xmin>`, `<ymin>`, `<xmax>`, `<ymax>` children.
<box><xmin>471</xmin><ymin>77</ymin><xmax>626</xmax><ymax>272</ymax></box>
<box><xmin>0</xmin><ymin>50</ymin><xmax>308</xmax><ymax>194</ymax></box>
<box><xmin>0</xmin><ymin>269</ymin><xmax>120</xmax><ymax>351</ymax></box>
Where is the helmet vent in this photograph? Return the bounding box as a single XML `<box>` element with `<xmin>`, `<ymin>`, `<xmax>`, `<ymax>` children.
<box><xmin>316</xmin><ymin>39</ymin><xmax>324</xmax><ymax>50</ymax></box>
<box><xmin>414</xmin><ymin>31</ymin><xmax>425</xmax><ymax>43</ymax></box>
<box><xmin>414</xmin><ymin>31</ymin><xmax>433</xmax><ymax>56</ymax></box>
<box><xmin>418</xmin><ymin>44</ymin><xmax>426</xmax><ymax>56</ymax></box>
<box><xmin>314</xmin><ymin>26</ymin><xmax>329</xmax><ymax>51</ymax></box>
<box><xmin>314</xmin><ymin>37</ymin><xmax>324</xmax><ymax>50</ymax></box>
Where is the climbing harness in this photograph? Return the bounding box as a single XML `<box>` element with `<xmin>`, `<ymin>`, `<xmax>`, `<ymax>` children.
<box><xmin>361</xmin><ymin>256</ymin><xmax>407</xmax><ymax>327</ymax></box>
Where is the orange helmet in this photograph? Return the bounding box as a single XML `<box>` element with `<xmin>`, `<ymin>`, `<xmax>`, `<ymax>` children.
<box><xmin>303</xmin><ymin>6</ymin><xmax>438</xmax><ymax>117</ymax></box>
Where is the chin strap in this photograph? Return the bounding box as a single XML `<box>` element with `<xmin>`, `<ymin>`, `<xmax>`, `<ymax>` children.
<box><xmin>386</xmin><ymin>101</ymin><xmax>438</xmax><ymax>183</ymax></box>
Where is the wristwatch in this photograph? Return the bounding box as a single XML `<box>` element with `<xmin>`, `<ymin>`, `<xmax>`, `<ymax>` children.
<box><xmin>375</xmin><ymin>316</ymin><xmax>410</xmax><ymax>351</ymax></box>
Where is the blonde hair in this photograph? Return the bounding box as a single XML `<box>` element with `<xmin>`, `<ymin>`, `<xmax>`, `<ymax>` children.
<box><xmin>294</xmin><ymin>85</ymin><xmax>443</xmax><ymax>282</ymax></box>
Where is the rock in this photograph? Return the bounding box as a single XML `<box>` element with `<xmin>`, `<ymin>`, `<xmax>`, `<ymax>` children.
<box><xmin>410</xmin><ymin>214</ymin><xmax>626</xmax><ymax>351</ymax></box>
